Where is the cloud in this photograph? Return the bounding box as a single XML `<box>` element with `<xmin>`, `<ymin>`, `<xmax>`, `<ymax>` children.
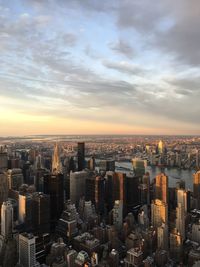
<box><xmin>103</xmin><ymin>60</ymin><xmax>145</xmax><ymax>76</ymax></box>
<box><xmin>109</xmin><ymin>39</ymin><xmax>134</xmax><ymax>58</ymax></box>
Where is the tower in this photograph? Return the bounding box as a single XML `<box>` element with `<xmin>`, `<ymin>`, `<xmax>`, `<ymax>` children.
<box><xmin>44</xmin><ymin>173</ymin><xmax>64</xmax><ymax>229</ymax></box>
<box><xmin>155</xmin><ymin>173</ymin><xmax>168</xmax><ymax>204</ymax></box>
<box><xmin>19</xmin><ymin>233</ymin><xmax>36</xmax><ymax>267</ymax></box>
<box><xmin>1</xmin><ymin>201</ymin><xmax>13</xmax><ymax>239</ymax></box>
<box><xmin>151</xmin><ymin>199</ymin><xmax>168</xmax><ymax>228</ymax></box>
<box><xmin>77</xmin><ymin>142</ymin><xmax>85</xmax><ymax>171</ymax></box>
<box><xmin>52</xmin><ymin>143</ymin><xmax>62</xmax><ymax>174</ymax></box>
<box><xmin>193</xmin><ymin>171</ymin><xmax>200</xmax><ymax>209</ymax></box>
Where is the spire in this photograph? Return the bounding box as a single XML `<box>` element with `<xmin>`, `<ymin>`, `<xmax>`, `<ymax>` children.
<box><xmin>52</xmin><ymin>143</ymin><xmax>62</xmax><ymax>174</ymax></box>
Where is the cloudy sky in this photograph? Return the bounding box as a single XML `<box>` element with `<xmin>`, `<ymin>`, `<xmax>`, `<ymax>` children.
<box><xmin>0</xmin><ymin>0</ymin><xmax>200</xmax><ymax>135</ymax></box>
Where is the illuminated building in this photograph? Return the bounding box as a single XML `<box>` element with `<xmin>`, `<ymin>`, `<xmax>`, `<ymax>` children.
<box><xmin>158</xmin><ymin>140</ymin><xmax>164</xmax><ymax>154</ymax></box>
<box><xmin>85</xmin><ymin>175</ymin><xmax>105</xmax><ymax>214</ymax></box>
<box><xmin>18</xmin><ymin>193</ymin><xmax>33</xmax><ymax>229</ymax></box>
<box><xmin>151</xmin><ymin>199</ymin><xmax>168</xmax><ymax>228</ymax></box>
<box><xmin>77</xmin><ymin>142</ymin><xmax>85</xmax><ymax>171</ymax></box>
<box><xmin>7</xmin><ymin>168</ymin><xmax>23</xmax><ymax>190</ymax></box>
<box><xmin>124</xmin><ymin>247</ymin><xmax>143</xmax><ymax>267</ymax></box>
<box><xmin>52</xmin><ymin>143</ymin><xmax>62</xmax><ymax>174</ymax></box>
<box><xmin>155</xmin><ymin>173</ymin><xmax>168</xmax><ymax>204</ymax></box>
<box><xmin>170</xmin><ymin>229</ymin><xmax>183</xmax><ymax>262</ymax></box>
<box><xmin>1</xmin><ymin>201</ymin><xmax>13</xmax><ymax>239</ymax></box>
<box><xmin>19</xmin><ymin>233</ymin><xmax>36</xmax><ymax>267</ymax></box>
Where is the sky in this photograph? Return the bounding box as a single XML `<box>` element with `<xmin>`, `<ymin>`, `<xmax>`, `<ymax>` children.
<box><xmin>0</xmin><ymin>0</ymin><xmax>200</xmax><ymax>136</ymax></box>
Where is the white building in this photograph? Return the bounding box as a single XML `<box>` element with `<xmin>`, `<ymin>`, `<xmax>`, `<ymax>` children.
<box><xmin>19</xmin><ymin>233</ymin><xmax>36</xmax><ymax>267</ymax></box>
<box><xmin>1</xmin><ymin>201</ymin><xmax>13</xmax><ymax>239</ymax></box>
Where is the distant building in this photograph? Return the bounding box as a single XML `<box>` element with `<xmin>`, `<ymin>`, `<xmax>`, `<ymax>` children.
<box><xmin>132</xmin><ymin>158</ymin><xmax>146</xmax><ymax>177</ymax></box>
<box><xmin>77</xmin><ymin>142</ymin><xmax>85</xmax><ymax>171</ymax></box>
<box><xmin>1</xmin><ymin>201</ymin><xmax>13</xmax><ymax>239</ymax></box>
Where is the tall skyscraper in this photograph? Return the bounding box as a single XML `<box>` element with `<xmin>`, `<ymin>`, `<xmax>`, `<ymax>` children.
<box><xmin>44</xmin><ymin>173</ymin><xmax>64</xmax><ymax>229</ymax></box>
<box><xmin>32</xmin><ymin>192</ymin><xmax>50</xmax><ymax>233</ymax></box>
<box><xmin>1</xmin><ymin>201</ymin><xmax>13</xmax><ymax>239</ymax></box>
<box><xmin>112</xmin><ymin>200</ymin><xmax>123</xmax><ymax>230</ymax></box>
<box><xmin>52</xmin><ymin>143</ymin><xmax>62</xmax><ymax>174</ymax></box>
<box><xmin>175</xmin><ymin>203</ymin><xmax>186</xmax><ymax>240</ymax></box>
<box><xmin>85</xmin><ymin>175</ymin><xmax>105</xmax><ymax>214</ymax></box>
<box><xmin>193</xmin><ymin>171</ymin><xmax>200</xmax><ymax>209</ymax></box>
<box><xmin>0</xmin><ymin>146</ymin><xmax>8</xmax><ymax>170</ymax></box>
<box><xmin>177</xmin><ymin>189</ymin><xmax>188</xmax><ymax>213</ymax></box>
<box><xmin>157</xmin><ymin>223</ymin><xmax>168</xmax><ymax>251</ymax></box>
<box><xmin>0</xmin><ymin>171</ymin><xmax>9</xmax><ymax>220</ymax></box>
<box><xmin>70</xmin><ymin>170</ymin><xmax>89</xmax><ymax>206</ymax></box>
<box><xmin>155</xmin><ymin>173</ymin><xmax>168</xmax><ymax>204</ymax></box>
<box><xmin>19</xmin><ymin>233</ymin><xmax>36</xmax><ymax>267</ymax></box>
<box><xmin>7</xmin><ymin>168</ymin><xmax>24</xmax><ymax>190</ymax></box>
<box><xmin>158</xmin><ymin>140</ymin><xmax>165</xmax><ymax>154</ymax></box>
<box><xmin>151</xmin><ymin>199</ymin><xmax>168</xmax><ymax>228</ymax></box>
<box><xmin>77</xmin><ymin>142</ymin><xmax>85</xmax><ymax>171</ymax></box>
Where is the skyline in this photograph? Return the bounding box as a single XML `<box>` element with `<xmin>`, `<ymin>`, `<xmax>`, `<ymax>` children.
<box><xmin>1</xmin><ymin>0</ymin><xmax>200</xmax><ymax>135</ymax></box>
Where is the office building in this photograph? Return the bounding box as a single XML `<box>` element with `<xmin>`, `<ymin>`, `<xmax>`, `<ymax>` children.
<box><xmin>157</xmin><ymin>223</ymin><xmax>168</xmax><ymax>251</ymax></box>
<box><xmin>151</xmin><ymin>199</ymin><xmax>168</xmax><ymax>228</ymax></box>
<box><xmin>155</xmin><ymin>173</ymin><xmax>168</xmax><ymax>204</ymax></box>
<box><xmin>0</xmin><ymin>172</ymin><xmax>8</xmax><ymax>217</ymax></box>
<box><xmin>1</xmin><ymin>201</ymin><xmax>13</xmax><ymax>239</ymax></box>
<box><xmin>124</xmin><ymin>247</ymin><xmax>143</xmax><ymax>267</ymax></box>
<box><xmin>176</xmin><ymin>203</ymin><xmax>186</xmax><ymax>240</ymax></box>
<box><xmin>44</xmin><ymin>173</ymin><xmax>64</xmax><ymax>228</ymax></box>
<box><xmin>85</xmin><ymin>175</ymin><xmax>105</xmax><ymax>214</ymax></box>
<box><xmin>52</xmin><ymin>143</ymin><xmax>62</xmax><ymax>174</ymax></box>
<box><xmin>70</xmin><ymin>170</ymin><xmax>89</xmax><ymax>206</ymax></box>
<box><xmin>77</xmin><ymin>142</ymin><xmax>85</xmax><ymax>171</ymax></box>
<box><xmin>193</xmin><ymin>171</ymin><xmax>200</xmax><ymax>209</ymax></box>
<box><xmin>32</xmin><ymin>192</ymin><xmax>50</xmax><ymax>233</ymax></box>
<box><xmin>7</xmin><ymin>168</ymin><xmax>23</xmax><ymax>190</ymax></box>
<box><xmin>0</xmin><ymin>146</ymin><xmax>8</xmax><ymax>170</ymax></box>
<box><xmin>132</xmin><ymin>158</ymin><xmax>146</xmax><ymax>177</ymax></box>
<box><xmin>112</xmin><ymin>200</ymin><xmax>123</xmax><ymax>230</ymax></box>
<box><xmin>19</xmin><ymin>233</ymin><xmax>36</xmax><ymax>267</ymax></box>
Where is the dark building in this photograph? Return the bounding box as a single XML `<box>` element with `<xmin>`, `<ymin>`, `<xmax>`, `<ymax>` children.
<box><xmin>77</xmin><ymin>142</ymin><xmax>85</xmax><ymax>171</ymax></box>
<box><xmin>44</xmin><ymin>173</ymin><xmax>64</xmax><ymax>230</ymax></box>
<box><xmin>85</xmin><ymin>175</ymin><xmax>105</xmax><ymax>215</ymax></box>
<box><xmin>32</xmin><ymin>192</ymin><xmax>50</xmax><ymax>234</ymax></box>
<box><xmin>126</xmin><ymin>175</ymin><xmax>141</xmax><ymax>213</ymax></box>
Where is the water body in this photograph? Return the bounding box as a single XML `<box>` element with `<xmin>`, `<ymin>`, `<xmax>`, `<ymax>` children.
<box><xmin>115</xmin><ymin>161</ymin><xmax>195</xmax><ymax>191</ymax></box>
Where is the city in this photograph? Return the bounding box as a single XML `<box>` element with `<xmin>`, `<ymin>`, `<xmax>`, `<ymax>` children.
<box><xmin>1</xmin><ymin>0</ymin><xmax>200</xmax><ymax>266</ymax></box>
<box><xmin>0</xmin><ymin>136</ymin><xmax>200</xmax><ymax>266</ymax></box>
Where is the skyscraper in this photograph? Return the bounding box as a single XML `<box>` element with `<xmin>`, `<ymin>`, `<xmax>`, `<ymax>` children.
<box><xmin>1</xmin><ymin>201</ymin><xmax>13</xmax><ymax>239</ymax></box>
<box><xmin>151</xmin><ymin>199</ymin><xmax>168</xmax><ymax>228</ymax></box>
<box><xmin>19</xmin><ymin>233</ymin><xmax>36</xmax><ymax>267</ymax></box>
<box><xmin>52</xmin><ymin>143</ymin><xmax>62</xmax><ymax>174</ymax></box>
<box><xmin>132</xmin><ymin>158</ymin><xmax>146</xmax><ymax>177</ymax></box>
<box><xmin>7</xmin><ymin>168</ymin><xmax>24</xmax><ymax>190</ymax></box>
<box><xmin>193</xmin><ymin>171</ymin><xmax>200</xmax><ymax>209</ymax></box>
<box><xmin>155</xmin><ymin>173</ymin><xmax>168</xmax><ymax>204</ymax></box>
<box><xmin>43</xmin><ymin>173</ymin><xmax>64</xmax><ymax>229</ymax></box>
<box><xmin>0</xmin><ymin>146</ymin><xmax>8</xmax><ymax>170</ymax></box>
<box><xmin>175</xmin><ymin>203</ymin><xmax>186</xmax><ymax>240</ymax></box>
<box><xmin>70</xmin><ymin>170</ymin><xmax>89</xmax><ymax>206</ymax></box>
<box><xmin>77</xmin><ymin>142</ymin><xmax>85</xmax><ymax>171</ymax></box>
<box><xmin>157</xmin><ymin>223</ymin><xmax>168</xmax><ymax>251</ymax></box>
<box><xmin>0</xmin><ymin>171</ymin><xmax>9</xmax><ymax>220</ymax></box>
